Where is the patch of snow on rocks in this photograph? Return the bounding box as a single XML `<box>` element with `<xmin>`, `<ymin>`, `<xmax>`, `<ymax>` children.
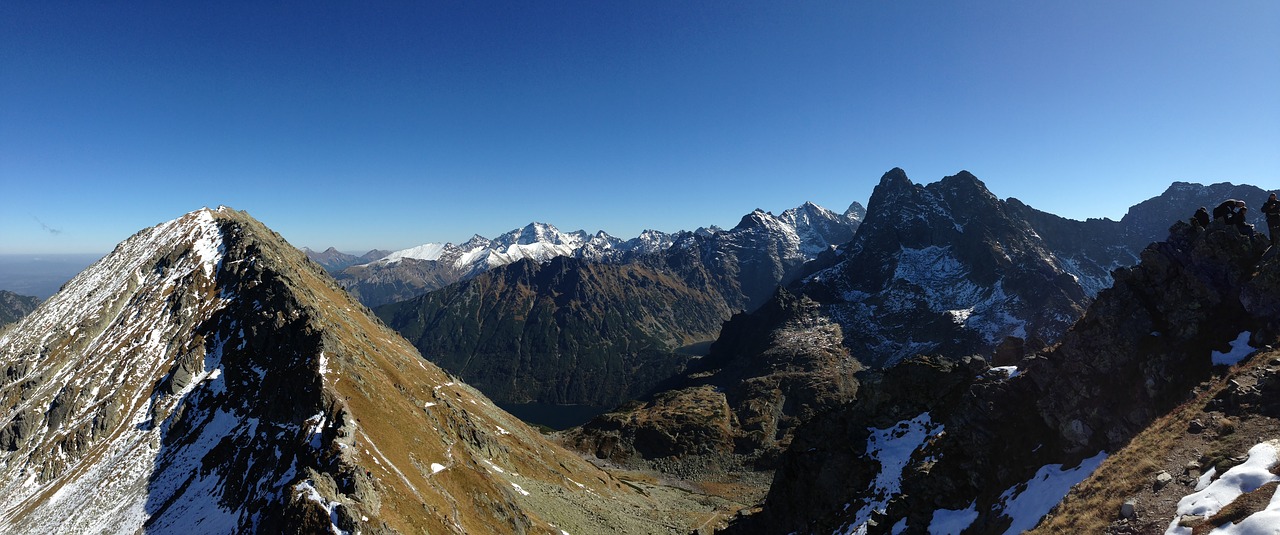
<box><xmin>1212</xmin><ymin>331</ymin><xmax>1254</xmax><ymax>366</ymax></box>
<box><xmin>995</xmin><ymin>451</ymin><xmax>1107</xmax><ymax>534</ymax></box>
<box><xmin>835</xmin><ymin>413</ymin><xmax>943</xmax><ymax>534</ymax></box>
<box><xmin>1165</xmin><ymin>441</ymin><xmax>1280</xmax><ymax>535</ymax></box>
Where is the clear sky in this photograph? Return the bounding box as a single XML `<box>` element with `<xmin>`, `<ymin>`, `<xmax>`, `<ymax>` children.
<box><xmin>2</xmin><ymin>1</ymin><xmax>1277</xmax><ymax>254</ymax></box>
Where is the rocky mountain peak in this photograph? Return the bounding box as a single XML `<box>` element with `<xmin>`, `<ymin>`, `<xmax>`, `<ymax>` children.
<box><xmin>734</xmin><ymin>216</ymin><xmax>1279</xmax><ymax>534</ymax></box>
<box><xmin>804</xmin><ymin>170</ymin><xmax>1087</xmax><ymax>366</ymax></box>
<box><xmin>0</xmin><ymin>207</ymin><xmax>687</xmax><ymax>534</ymax></box>
<box><xmin>877</xmin><ymin>167</ymin><xmax>912</xmax><ymax>189</ymax></box>
<box><xmin>844</xmin><ymin>201</ymin><xmax>867</xmax><ymax>221</ymax></box>
<box><xmin>733</xmin><ymin>209</ymin><xmax>777</xmax><ymax>232</ymax></box>
<box><xmin>496</xmin><ymin>221</ymin><xmax>572</xmax><ymax>247</ymax></box>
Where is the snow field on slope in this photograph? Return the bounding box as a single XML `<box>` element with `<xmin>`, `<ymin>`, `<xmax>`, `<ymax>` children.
<box><xmin>882</xmin><ymin>246</ymin><xmax>1029</xmax><ymax>344</ymax></box>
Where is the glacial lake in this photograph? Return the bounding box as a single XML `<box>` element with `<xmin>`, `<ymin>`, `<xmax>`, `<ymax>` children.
<box><xmin>498</xmin><ymin>403</ymin><xmax>611</xmax><ymax>430</ymax></box>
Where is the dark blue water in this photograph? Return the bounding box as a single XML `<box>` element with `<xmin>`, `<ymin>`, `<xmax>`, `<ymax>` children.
<box><xmin>498</xmin><ymin>403</ymin><xmax>611</xmax><ymax>430</ymax></box>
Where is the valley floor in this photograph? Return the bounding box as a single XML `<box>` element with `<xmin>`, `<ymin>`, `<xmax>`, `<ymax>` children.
<box><xmin>562</xmin><ymin>448</ymin><xmax>773</xmax><ymax>534</ymax></box>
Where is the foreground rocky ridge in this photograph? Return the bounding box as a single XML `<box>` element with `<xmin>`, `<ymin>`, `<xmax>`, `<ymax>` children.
<box><xmin>730</xmin><ymin>217</ymin><xmax>1277</xmax><ymax>533</ymax></box>
<box><xmin>0</xmin><ymin>207</ymin><xmax>737</xmax><ymax>534</ymax></box>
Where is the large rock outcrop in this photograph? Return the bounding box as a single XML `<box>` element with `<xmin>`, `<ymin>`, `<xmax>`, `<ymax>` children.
<box><xmin>804</xmin><ymin>169</ymin><xmax>1096</xmax><ymax>367</ymax></box>
<box><xmin>729</xmin><ymin>217</ymin><xmax>1276</xmax><ymax>534</ymax></box>
<box><xmin>561</xmin><ymin>288</ymin><xmax>860</xmax><ymax>473</ymax></box>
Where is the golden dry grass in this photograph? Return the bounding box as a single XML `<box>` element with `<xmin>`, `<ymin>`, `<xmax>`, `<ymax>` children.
<box><xmin>1028</xmin><ymin>350</ymin><xmax>1278</xmax><ymax>534</ymax></box>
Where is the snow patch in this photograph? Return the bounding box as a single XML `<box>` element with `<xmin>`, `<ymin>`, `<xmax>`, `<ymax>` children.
<box><xmin>317</xmin><ymin>351</ymin><xmax>331</xmax><ymax>378</ymax></box>
<box><xmin>995</xmin><ymin>451</ymin><xmax>1107</xmax><ymax>534</ymax></box>
<box><xmin>296</xmin><ymin>480</ymin><xmax>350</xmax><ymax>535</ymax></box>
<box><xmin>1165</xmin><ymin>441</ymin><xmax>1280</xmax><ymax>535</ymax></box>
<box><xmin>929</xmin><ymin>501</ymin><xmax>978</xmax><ymax>534</ymax></box>
<box><xmin>986</xmin><ymin>366</ymin><xmax>1021</xmax><ymax>380</ymax></box>
<box><xmin>1196</xmin><ymin>467</ymin><xmax>1218</xmax><ymax>491</ymax></box>
<box><xmin>1212</xmin><ymin>331</ymin><xmax>1254</xmax><ymax>366</ymax></box>
<box><xmin>836</xmin><ymin>413</ymin><xmax>944</xmax><ymax>534</ymax></box>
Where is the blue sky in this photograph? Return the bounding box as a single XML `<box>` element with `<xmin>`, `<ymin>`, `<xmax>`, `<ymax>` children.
<box><xmin>2</xmin><ymin>1</ymin><xmax>1277</xmax><ymax>254</ymax></box>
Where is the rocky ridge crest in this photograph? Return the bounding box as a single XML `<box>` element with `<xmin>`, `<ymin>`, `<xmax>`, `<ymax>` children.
<box><xmin>730</xmin><ymin>216</ymin><xmax>1278</xmax><ymax>533</ymax></box>
<box><xmin>0</xmin><ymin>207</ymin><xmax>726</xmax><ymax>534</ymax></box>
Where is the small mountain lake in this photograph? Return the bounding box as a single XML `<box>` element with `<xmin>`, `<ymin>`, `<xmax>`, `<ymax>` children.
<box><xmin>498</xmin><ymin>403</ymin><xmax>611</xmax><ymax>430</ymax></box>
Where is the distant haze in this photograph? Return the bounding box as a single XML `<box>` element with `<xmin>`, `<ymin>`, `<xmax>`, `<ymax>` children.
<box><xmin>0</xmin><ymin>254</ymin><xmax>103</xmax><ymax>299</ymax></box>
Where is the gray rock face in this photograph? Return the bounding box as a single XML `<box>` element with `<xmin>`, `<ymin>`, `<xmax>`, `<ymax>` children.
<box><xmin>1120</xmin><ymin>181</ymin><xmax>1276</xmax><ymax>252</ymax></box>
<box><xmin>730</xmin><ymin>217</ymin><xmax>1277</xmax><ymax>534</ymax></box>
<box><xmin>804</xmin><ymin>169</ymin><xmax>1094</xmax><ymax>367</ymax></box>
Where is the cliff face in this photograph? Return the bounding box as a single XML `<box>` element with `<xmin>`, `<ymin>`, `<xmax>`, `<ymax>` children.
<box><xmin>561</xmin><ymin>288</ymin><xmax>860</xmax><ymax>475</ymax></box>
<box><xmin>803</xmin><ymin>169</ymin><xmax>1095</xmax><ymax>367</ymax></box>
<box><xmin>729</xmin><ymin>219</ymin><xmax>1276</xmax><ymax>534</ymax></box>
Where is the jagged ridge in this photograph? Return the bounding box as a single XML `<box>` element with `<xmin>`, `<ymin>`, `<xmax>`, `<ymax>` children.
<box><xmin>0</xmin><ymin>207</ymin><xmax>722</xmax><ymax>534</ymax></box>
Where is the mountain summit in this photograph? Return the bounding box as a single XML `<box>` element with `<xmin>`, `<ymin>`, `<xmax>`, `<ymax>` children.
<box><xmin>0</xmin><ymin>207</ymin><xmax>714</xmax><ymax>534</ymax></box>
<box><xmin>805</xmin><ymin>169</ymin><xmax>1093</xmax><ymax>366</ymax></box>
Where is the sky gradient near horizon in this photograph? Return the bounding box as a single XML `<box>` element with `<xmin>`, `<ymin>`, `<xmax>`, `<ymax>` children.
<box><xmin>3</xmin><ymin>1</ymin><xmax>1278</xmax><ymax>254</ymax></box>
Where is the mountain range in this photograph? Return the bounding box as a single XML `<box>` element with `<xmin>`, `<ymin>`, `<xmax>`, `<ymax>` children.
<box><xmin>373</xmin><ymin>202</ymin><xmax>865</xmax><ymax>412</ymax></box>
<box><xmin>327</xmin><ymin>201</ymin><xmax>865</xmax><ymax>309</ymax></box>
<box><xmin>300</xmin><ymin>247</ymin><xmax>390</xmax><ymax>272</ymax></box>
<box><xmin>1</xmin><ymin>170</ymin><xmax>1277</xmax><ymax>534</ymax></box>
<box><xmin>0</xmin><ymin>207</ymin><xmax>746</xmax><ymax>534</ymax></box>
<box><xmin>564</xmin><ymin>171</ymin><xmax>1276</xmax><ymax>479</ymax></box>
